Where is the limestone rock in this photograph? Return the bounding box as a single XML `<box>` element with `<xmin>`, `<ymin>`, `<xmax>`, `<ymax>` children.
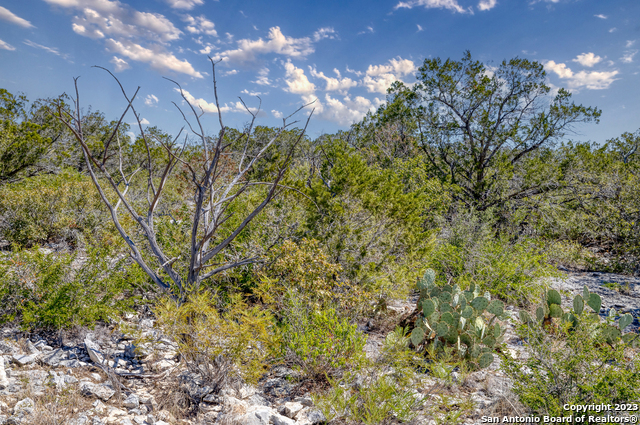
<box><xmin>84</xmin><ymin>338</ymin><xmax>105</xmax><ymax>365</ymax></box>
<box><xmin>80</xmin><ymin>382</ymin><xmax>116</xmax><ymax>401</ymax></box>
<box><xmin>0</xmin><ymin>356</ymin><xmax>8</xmax><ymax>389</ymax></box>
<box><xmin>295</xmin><ymin>407</ymin><xmax>326</xmax><ymax>425</ymax></box>
<box><xmin>122</xmin><ymin>393</ymin><xmax>139</xmax><ymax>409</ymax></box>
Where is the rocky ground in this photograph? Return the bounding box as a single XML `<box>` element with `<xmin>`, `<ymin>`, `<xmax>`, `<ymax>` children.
<box><xmin>0</xmin><ymin>271</ymin><xmax>638</xmax><ymax>425</ymax></box>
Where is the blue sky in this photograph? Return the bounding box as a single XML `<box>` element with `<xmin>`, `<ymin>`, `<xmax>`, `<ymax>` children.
<box><xmin>0</xmin><ymin>0</ymin><xmax>638</xmax><ymax>142</ymax></box>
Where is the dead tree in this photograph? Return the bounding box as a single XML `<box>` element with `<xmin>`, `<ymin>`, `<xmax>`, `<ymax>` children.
<box><xmin>53</xmin><ymin>58</ymin><xmax>313</xmax><ymax>302</ymax></box>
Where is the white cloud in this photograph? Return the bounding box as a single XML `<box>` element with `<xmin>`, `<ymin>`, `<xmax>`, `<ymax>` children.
<box><xmin>572</xmin><ymin>52</ymin><xmax>602</xmax><ymax>67</ymax></box>
<box><xmin>44</xmin><ymin>0</ymin><xmax>181</xmax><ymax>43</ymax></box>
<box><xmin>309</xmin><ymin>67</ymin><xmax>357</xmax><ymax>94</ymax></box>
<box><xmin>313</xmin><ymin>27</ymin><xmax>337</xmax><ymax>42</ymax></box>
<box><xmin>164</xmin><ymin>0</ymin><xmax>204</xmax><ymax>10</ymax></box>
<box><xmin>478</xmin><ymin>0</ymin><xmax>497</xmax><ymax>11</ymax></box>
<box><xmin>544</xmin><ymin>60</ymin><xmax>619</xmax><ymax>90</ymax></box>
<box><xmin>621</xmin><ymin>50</ymin><xmax>638</xmax><ymax>63</ymax></box>
<box><xmin>283</xmin><ymin>61</ymin><xmax>315</xmax><ymax>95</ymax></box>
<box><xmin>23</xmin><ymin>39</ymin><xmax>67</xmax><ymax>59</ymax></box>
<box><xmin>0</xmin><ymin>39</ymin><xmax>16</xmax><ymax>51</ymax></box>
<box><xmin>626</xmin><ymin>40</ymin><xmax>636</xmax><ymax>48</ymax></box>
<box><xmin>110</xmin><ymin>56</ymin><xmax>130</xmax><ymax>71</ymax></box>
<box><xmin>0</xmin><ymin>6</ymin><xmax>34</xmax><ymax>28</ymax></box>
<box><xmin>242</xmin><ymin>89</ymin><xmax>266</xmax><ymax>96</ymax></box>
<box><xmin>214</xmin><ymin>27</ymin><xmax>313</xmax><ymax>65</ymax></box>
<box><xmin>139</xmin><ymin>118</ymin><xmax>150</xmax><ymax>125</ymax></box>
<box><xmin>105</xmin><ymin>38</ymin><xmax>203</xmax><ymax>78</ymax></box>
<box><xmin>176</xmin><ymin>88</ymin><xmax>264</xmax><ymax>116</ymax></box>
<box><xmin>609</xmin><ymin>28</ymin><xmax>617</xmax><ymax>33</ymax></box>
<box><xmin>177</xmin><ymin>88</ymin><xmax>229</xmax><ymax>114</ymax></box>
<box><xmin>42</xmin><ymin>0</ymin><xmax>203</xmax><ymax>77</ymax></box>
<box><xmin>144</xmin><ymin>94</ymin><xmax>159</xmax><ymax>106</ymax></box>
<box><xmin>222</xmin><ymin>69</ymin><xmax>238</xmax><ymax>76</ymax></box>
<box><xmin>362</xmin><ymin>57</ymin><xmax>417</xmax><ymax>94</ymax></box>
<box><xmin>254</xmin><ymin>67</ymin><xmax>271</xmax><ymax>86</ymax></box>
<box><xmin>272</xmin><ymin>110</ymin><xmax>283</xmax><ymax>118</ymax></box>
<box><xmin>594</xmin><ymin>14</ymin><xmax>607</xmax><ymax>19</ymax></box>
<box><xmin>395</xmin><ymin>0</ymin><xmax>470</xmax><ymax>14</ymax></box>
<box><xmin>358</xmin><ymin>26</ymin><xmax>374</xmax><ymax>35</ymax></box>
<box><xmin>417</xmin><ymin>24</ymin><xmax>424</xmax><ymax>32</ymax></box>
<box><xmin>346</xmin><ymin>66</ymin><xmax>363</xmax><ymax>77</ymax></box>
<box><xmin>316</xmin><ymin>94</ymin><xmax>384</xmax><ymax>127</ymax></box>
<box><xmin>183</xmin><ymin>15</ymin><xmax>217</xmax><ymax>36</ymax></box>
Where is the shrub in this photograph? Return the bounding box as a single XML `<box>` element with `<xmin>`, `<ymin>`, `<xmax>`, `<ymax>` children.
<box><xmin>313</xmin><ymin>327</ymin><xmax>427</xmax><ymax>425</ymax></box>
<box><xmin>503</xmin><ymin>288</ymin><xmax>640</xmax><ymax>418</ymax></box>
<box><xmin>257</xmin><ymin>238</ymin><xmax>367</xmax><ymax>315</ymax></box>
<box><xmin>279</xmin><ymin>295</ymin><xmax>367</xmax><ymax>378</ymax></box>
<box><xmin>0</xmin><ymin>170</ymin><xmax>105</xmax><ymax>246</ymax></box>
<box><xmin>430</xmin><ymin>210</ymin><xmax>558</xmax><ymax>306</ymax></box>
<box><xmin>154</xmin><ymin>290</ymin><xmax>278</xmax><ymax>386</ymax></box>
<box><xmin>0</xmin><ymin>245</ymin><xmax>145</xmax><ymax>330</ymax></box>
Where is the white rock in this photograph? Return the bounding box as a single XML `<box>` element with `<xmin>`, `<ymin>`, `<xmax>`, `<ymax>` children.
<box><xmin>270</xmin><ymin>412</ymin><xmax>296</xmax><ymax>425</ymax></box>
<box><xmin>11</xmin><ymin>354</ymin><xmax>36</xmax><ymax>366</ymax></box>
<box><xmin>122</xmin><ymin>394</ymin><xmax>139</xmax><ymax>409</ymax></box>
<box><xmin>0</xmin><ymin>356</ymin><xmax>9</xmax><ymax>389</ymax></box>
<box><xmin>295</xmin><ymin>407</ymin><xmax>326</xmax><ymax>425</ymax></box>
<box><xmin>84</xmin><ymin>338</ymin><xmax>105</xmax><ymax>365</ymax></box>
<box><xmin>12</xmin><ymin>398</ymin><xmax>34</xmax><ymax>416</ymax></box>
<box><xmin>280</xmin><ymin>401</ymin><xmax>303</xmax><ymax>419</ymax></box>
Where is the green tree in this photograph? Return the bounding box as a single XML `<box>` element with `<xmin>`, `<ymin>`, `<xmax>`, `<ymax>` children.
<box><xmin>0</xmin><ymin>89</ymin><xmax>51</xmax><ymax>184</ymax></box>
<box><xmin>375</xmin><ymin>52</ymin><xmax>601</xmax><ymax>211</ymax></box>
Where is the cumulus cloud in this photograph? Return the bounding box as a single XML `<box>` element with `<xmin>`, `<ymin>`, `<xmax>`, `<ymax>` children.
<box><xmin>358</xmin><ymin>26</ymin><xmax>374</xmax><ymax>35</ymax></box>
<box><xmin>309</xmin><ymin>67</ymin><xmax>357</xmax><ymax>94</ymax></box>
<box><xmin>395</xmin><ymin>0</ymin><xmax>470</xmax><ymax>14</ymax></box>
<box><xmin>417</xmin><ymin>24</ymin><xmax>424</xmax><ymax>32</ymax></box>
<box><xmin>105</xmin><ymin>38</ymin><xmax>203</xmax><ymax>78</ymax></box>
<box><xmin>316</xmin><ymin>94</ymin><xmax>384</xmax><ymax>127</ymax></box>
<box><xmin>254</xmin><ymin>67</ymin><xmax>271</xmax><ymax>86</ymax></box>
<box><xmin>478</xmin><ymin>0</ymin><xmax>497</xmax><ymax>11</ymax></box>
<box><xmin>594</xmin><ymin>14</ymin><xmax>607</xmax><ymax>19</ymax></box>
<box><xmin>44</xmin><ymin>0</ymin><xmax>182</xmax><ymax>43</ymax></box>
<box><xmin>544</xmin><ymin>60</ymin><xmax>619</xmax><ymax>90</ymax></box>
<box><xmin>626</xmin><ymin>40</ymin><xmax>636</xmax><ymax>48</ymax></box>
<box><xmin>572</xmin><ymin>52</ymin><xmax>602</xmax><ymax>67</ymax></box>
<box><xmin>144</xmin><ymin>94</ymin><xmax>159</xmax><ymax>106</ymax></box>
<box><xmin>621</xmin><ymin>50</ymin><xmax>638</xmax><ymax>63</ymax></box>
<box><xmin>42</xmin><ymin>0</ymin><xmax>204</xmax><ymax>78</ymax></box>
<box><xmin>362</xmin><ymin>57</ymin><xmax>417</xmax><ymax>94</ymax></box>
<box><xmin>164</xmin><ymin>0</ymin><xmax>204</xmax><ymax>9</ymax></box>
<box><xmin>241</xmin><ymin>89</ymin><xmax>266</xmax><ymax>96</ymax></box>
<box><xmin>110</xmin><ymin>56</ymin><xmax>130</xmax><ymax>71</ymax></box>
<box><xmin>272</xmin><ymin>110</ymin><xmax>283</xmax><ymax>118</ymax></box>
<box><xmin>213</xmin><ymin>27</ymin><xmax>314</xmax><ymax>65</ymax></box>
<box><xmin>283</xmin><ymin>61</ymin><xmax>315</xmax><ymax>95</ymax></box>
<box><xmin>176</xmin><ymin>88</ymin><xmax>264</xmax><ymax>116</ymax></box>
<box><xmin>139</xmin><ymin>118</ymin><xmax>150</xmax><ymax>125</ymax></box>
<box><xmin>0</xmin><ymin>6</ymin><xmax>34</xmax><ymax>28</ymax></box>
<box><xmin>183</xmin><ymin>15</ymin><xmax>217</xmax><ymax>36</ymax></box>
<box><xmin>313</xmin><ymin>27</ymin><xmax>337</xmax><ymax>41</ymax></box>
<box><xmin>0</xmin><ymin>39</ymin><xmax>16</xmax><ymax>51</ymax></box>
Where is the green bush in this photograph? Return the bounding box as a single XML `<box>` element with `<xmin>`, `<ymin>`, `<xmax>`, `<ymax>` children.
<box><xmin>503</xmin><ymin>288</ymin><xmax>640</xmax><ymax>418</ymax></box>
<box><xmin>0</xmin><ymin>170</ymin><xmax>105</xmax><ymax>246</ymax></box>
<box><xmin>280</xmin><ymin>296</ymin><xmax>367</xmax><ymax>378</ymax></box>
<box><xmin>154</xmin><ymin>290</ymin><xmax>278</xmax><ymax>385</ymax></box>
<box><xmin>0</xmin><ymin>245</ymin><xmax>146</xmax><ymax>330</ymax></box>
<box><xmin>430</xmin><ymin>211</ymin><xmax>558</xmax><ymax>306</ymax></box>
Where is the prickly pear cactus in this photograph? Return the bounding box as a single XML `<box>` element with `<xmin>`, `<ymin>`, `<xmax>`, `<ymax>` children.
<box><xmin>519</xmin><ymin>286</ymin><xmax>638</xmax><ymax>348</ymax></box>
<box><xmin>411</xmin><ymin>269</ymin><xmax>506</xmax><ymax>370</ymax></box>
